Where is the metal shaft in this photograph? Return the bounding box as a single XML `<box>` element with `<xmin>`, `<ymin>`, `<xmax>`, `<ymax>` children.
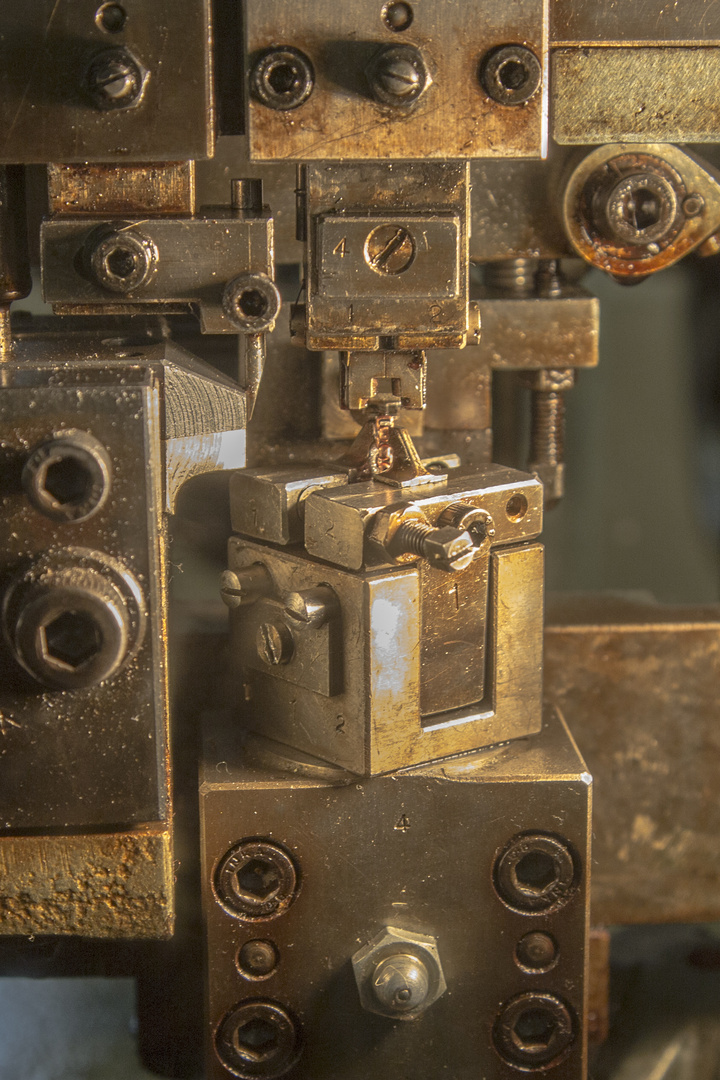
<box><xmin>530</xmin><ymin>389</ymin><xmax>565</xmax><ymax>468</ymax></box>
<box><xmin>240</xmin><ymin>332</ymin><xmax>266</xmax><ymax>419</ymax></box>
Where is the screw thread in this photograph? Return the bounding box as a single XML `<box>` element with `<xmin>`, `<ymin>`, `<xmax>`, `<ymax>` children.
<box><xmin>530</xmin><ymin>390</ymin><xmax>565</xmax><ymax>466</ymax></box>
<box><xmin>483</xmin><ymin>257</ymin><xmax>537</xmax><ymax>296</ymax></box>
<box><xmin>393</xmin><ymin>520</ymin><xmax>434</xmax><ymax>556</ymax></box>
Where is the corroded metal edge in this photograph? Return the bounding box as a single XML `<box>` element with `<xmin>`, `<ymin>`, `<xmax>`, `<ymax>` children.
<box><xmin>0</xmin><ymin>825</ymin><xmax>173</xmax><ymax>939</ymax></box>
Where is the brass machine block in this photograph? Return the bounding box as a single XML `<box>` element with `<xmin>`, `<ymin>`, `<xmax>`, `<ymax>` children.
<box><xmin>0</xmin><ymin>335</ymin><xmax>246</xmax><ymax>937</ymax></box>
<box><xmin>228</xmin><ymin>465</ymin><xmax>544</xmax><ymax>774</ymax></box>
<box><xmin>201</xmin><ymin>706</ymin><xmax>591</xmax><ymax>1079</ymax></box>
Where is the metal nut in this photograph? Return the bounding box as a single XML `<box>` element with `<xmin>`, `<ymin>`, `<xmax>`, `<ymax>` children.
<box><xmin>480</xmin><ymin>44</ymin><xmax>542</xmax><ymax>106</ymax></box>
<box><xmin>85</xmin><ymin>47</ymin><xmax>148</xmax><ymax>110</ymax></box>
<box><xmin>251</xmin><ymin>47</ymin><xmax>315</xmax><ymax>111</ymax></box>
<box><xmin>215</xmin><ymin>999</ymin><xmax>301</xmax><ymax>1077</ymax></box>
<box><xmin>352</xmin><ymin>926</ymin><xmax>446</xmax><ymax>1020</ymax></box>
<box><xmin>86</xmin><ymin>226</ymin><xmax>158</xmax><ymax>295</ymax></box>
<box><xmin>223</xmin><ymin>272</ymin><xmax>282</xmax><ymax>333</ymax></box>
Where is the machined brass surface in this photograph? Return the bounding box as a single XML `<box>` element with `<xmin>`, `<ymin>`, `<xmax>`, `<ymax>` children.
<box><xmin>245</xmin><ymin>0</ymin><xmax>548</xmax><ymax>161</ymax></box>
<box><xmin>201</xmin><ymin>706</ymin><xmax>591</xmax><ymax>1079</ymax></box>
<box><xmin>546</xmin><ymin>595</ymin><xmax>720</xmax><ymax>925</ymax></box>
<box><xmin>553</xmin><ymin>48</ymin><xmax>720</xmax><ymax>145</ymax></box>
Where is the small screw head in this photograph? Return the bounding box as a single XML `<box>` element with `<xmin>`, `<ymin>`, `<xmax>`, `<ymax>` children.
<box><xmin>683</xmin><ymin>193</ymin><xmax>705</xmax><ymax>218</ymax></box>
<box><xmin>86</xmin><ymin>47</ymin><xmax>148</xmax><ymax>110</ymax></box>
<box><xmin>372</xmin><ymin>954</ymin><xmax>430</xmax><ymax>1014</ymax></box>
<box><xmin>251</xmin><ymin>46</ymin><xmax>314</xmax><ymax>111</ymax></box>
<box><xmin>382</xmin><ymin>1</ymin><xmax>413</xmax><ymax>31</ymax></box>
<box><xmin>364</xmin><ymin>223</ymin><xmax>416</xmax><ymax>275</ymax></box>
<box><xmin>237</xmin><ymin>939</ymin><xmax>279</xmax><ymax>980</ymax></box>
<box><xmin>480</xmin><ymin>44</ymin><xmax>542</xmax><ymax>106</ymax></box>
<box><xmin>601</xmin><ymin>172</ymin><xmax>679</xmax><ymax>246</ymax></box>
<box><xmin>222</xmin><ymin>272</ymin><xmax>281</xmax><ymax>333</ymax></box>
<box><xmin>515</xmin><ymin>931</ymin><xmax>558</xmax><ymax>972</ymax></box>
<box><xmin>256</xmin><ymin>621</ymin><xmax>294</xmax><ymax>666</ymax></box>
<box><xmin>86</xmin><ymin>227</ymin><xmax>157</xmax><ymax>294</ymax></box>
<box><xmin>220</xmin><ymin>565</ymin><xmax>270</xmax><ymax>610</ymax></box>
<box><xmin>367</xmin><ymin>44</ymin><xmax>430</xmax><ymax>107</ymax></box>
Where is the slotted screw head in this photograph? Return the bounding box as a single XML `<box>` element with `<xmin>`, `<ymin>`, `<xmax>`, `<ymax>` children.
<box><xmin>86</xmin><ymin>48</ymin><xmax>148</xmax><ymax>110</ymax></box>
<box><xmin>367</xmin><ymin>44</ymin><xmax>430</xmax><ymax>107</ymax></box>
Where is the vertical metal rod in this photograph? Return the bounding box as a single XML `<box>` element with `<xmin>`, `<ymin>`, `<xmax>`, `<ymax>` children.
<box><xmin>240</xmin><ymin>332</ymin><xmax>266</xmax><ymax>419</ymax></box>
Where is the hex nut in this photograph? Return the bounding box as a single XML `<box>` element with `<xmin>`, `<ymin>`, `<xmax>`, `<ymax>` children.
<box><xmin>366</xmin><ymin>503</ymin><xmax>427</xmax><ymax>564</ymax></box>
<box><xmin>494</xmin><ymin>832</ymin><xmax>579</xmax><ymax>913</ymax></box>
<box><xmin>215</xmin><ymin>999</ymin><xmax>301</xmax><ymax>1078</ymax></box>
<box><xmin>352</xmin><ymin>926</ymin><xmax>447</xmax><ymax>1020</ymax></box>
<box><xmin>214</xmin><ymin>840</ymin><xmax>299</xmax><ymax>921</ymax></box>
<box><xmin>223</xmin><ymin>273</ymin><xmax>282</xmax><ymax>333</ymax></box>
<box><xmin>23</xmin><ymin>430</ymin><xmax>111</xmax><ymax>523</ymax></box>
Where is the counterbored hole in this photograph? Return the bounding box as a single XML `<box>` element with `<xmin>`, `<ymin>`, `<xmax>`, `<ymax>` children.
<box><xmin>513</xmin><ymin>1007</ymin><xmax>556</xmax><ymax>1048</ymax></box>
<box><xmin>506</xmin><ymin>493</ymin><xmax>528</xmax><ymax>521</ymax></box>
<box><xmin>235</xmin><ymin>858</ymin><xmax>282</xmax><ymax>901</ymax></box>
<box><xmin>382</xmin><ymin>1</ymin><xmax>413</xmax><ymax>30</ymax></box>
<box><xmin>106</xmin><ymin>247</ymin><xmax>136</xmax><ymax>279</ymax></box>
<box><xmin>42</xmin><ymin>610</ymin><xmax>103</xmax><ymax>669</ymax></box>
<box><xmin>498</xmin><ymin>58</ymin><xmax>527</xmax><ymax>91</ymax></box>
<box><xmin>515</xmin><ymin>850</ymin><xmax>557</xmax><ymax>892</ymax></box>
<box><xmin>239</xmin><ymin>288</ymin><xmax>269</xmax><ymax>318</ymax></box>
<box><xmin>267</xmin><ymin>62</ymin><xmax>299</xmax><ymax>95</ymax></box>
<box><xmin>95</xmin><ymin>3</ymin><xmax>127</xmax><ymax>33</ymax></box>
<box><xmin>234</xmin><ymin>1018</ymin><xmax>279</xmax><ymax>1063</ymax></box>
<box><xmin>44</xmin><ymin>457</ymin><xmax>94</xmax><ymax>506</ymax></box>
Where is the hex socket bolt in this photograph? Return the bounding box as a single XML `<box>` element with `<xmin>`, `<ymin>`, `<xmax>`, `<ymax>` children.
<box><xmin>389</xmin><ymin>520</ymin><xmax>475</xmax><ymax>572</ymax></box>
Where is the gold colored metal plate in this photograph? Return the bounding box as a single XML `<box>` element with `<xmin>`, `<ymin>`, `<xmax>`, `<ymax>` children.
<box><xmin>245</xmin><ymin>0</ymin><xmax>548</xmax><ymax>160</ymax></box>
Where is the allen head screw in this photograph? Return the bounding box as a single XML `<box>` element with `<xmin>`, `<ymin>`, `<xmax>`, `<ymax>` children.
<box><xmin>251</xmin><ymin>46</ymin><xmax>315</xmax><ymax>111</ymax></box>
<box><xmin>480</xmin><ymin>44</ymin><xmax>542</xmax><ymax>106</ymax></box>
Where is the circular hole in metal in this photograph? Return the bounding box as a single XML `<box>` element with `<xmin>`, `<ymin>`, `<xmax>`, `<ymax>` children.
<box><xmin>239</xmin><ymin>288</ymin><xmax>269</xmax><ymax>319</ymax></box>
<box><xmin>382</xmin><ymin>1</ymin><xmax>413</xmax><ymax>31</ymax></box>
<box><xmin>95</xmin><ymin>2</ymin><xmax>127</xmax><ymax>33</ymax></box>
<box><xmin>41</xmin><ymin>610</ymin><xmax>103</xmax><ymax>670</ymax></box>
<box><xmin>44</xmin><ymin>456</ymin><xmax>95</xmax><ymax>508</ymax></box>
<box><xmin>267</xmin><ymin>62</ymin><xmax>300</xmax><ymax>96</ymax></box>
<box><xmin>498</xmin><ymin>58</ymin><xmax>527</xmax><ymax>91</ymax></box>
<box><xmin>506</xmin><ymin>493</ymin><xmax>528</xmax><ymax>521</ymax></box>
<box><xmin>515</xmin><ymin>850</ymin><xmax>557</xmax><ymax>891</ymax></box>
<box><xmin>106</xmin><ymin>247</ymin><xmax>137</xmax><ymax>280</ymax></box>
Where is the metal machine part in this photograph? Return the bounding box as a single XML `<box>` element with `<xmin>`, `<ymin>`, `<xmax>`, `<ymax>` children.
<box><xmin>201</xmin><ymin>707</ymin><xmax>590</xmax><ymax>1080</ymax></box>
<box><xmin>1</xmin><ymin>2</ymin><xmax>720</xmax><ymax>1078</ymax></box>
